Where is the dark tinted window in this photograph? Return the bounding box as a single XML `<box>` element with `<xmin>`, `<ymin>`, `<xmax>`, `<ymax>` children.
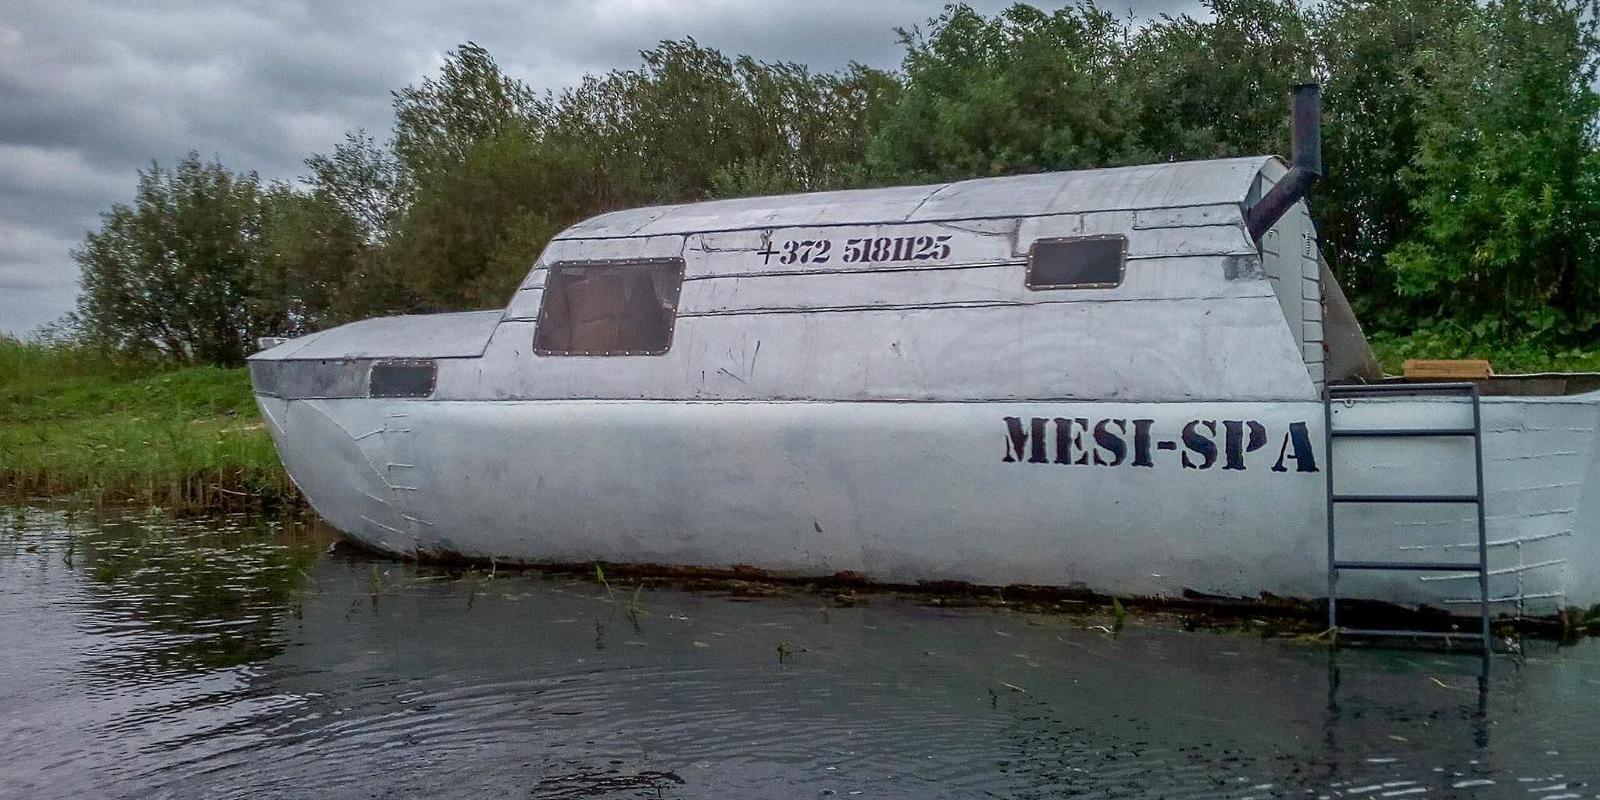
<box><xmin>1027</xmin><ymin>235</ymin><xmax>1126</xmax><ymax>289</ymax></box>
<box><xmin>534</xmin><ymin>259</ymin><xmax>685</xmax><ymax>356</ymax></box>
<box><xmin>369</xmin><ymin>360</ymin><xmax>437</xmax><ymax>398</ymax></box>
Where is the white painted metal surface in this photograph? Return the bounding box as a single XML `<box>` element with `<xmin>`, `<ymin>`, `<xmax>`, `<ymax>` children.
<box><xmin>255</xmin><ymin>310</ymin><xmax>502</xmax><ymax>361</ymax></box>
<box><xmin>559</xmin><ymin>157</ymin><xmax>1272</xmax><ymax>238</ymax></box>
<box><xmin>256</xmin><ymin>394</ymin><xmax>1600</xmax><ymax>612</ymax></box>
<box><xmin>248</xmin><ymin>157</ymin><xmax>1600</xmax><ymax>612</ymax></box>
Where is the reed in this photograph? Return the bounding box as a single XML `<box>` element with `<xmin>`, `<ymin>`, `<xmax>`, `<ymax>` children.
<box><xmin>0</xmin><ymin>338</ymin><xmax>296</xmax><ymax>512</ymax></box>
<box><xmin>624</xmin><ymin>584</ymin><xmax>648</xmax><ymax>629</ymax></box>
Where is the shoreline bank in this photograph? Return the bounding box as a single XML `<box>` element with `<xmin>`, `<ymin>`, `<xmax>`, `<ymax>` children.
<box><xmin>0</xmin><ymin>340</ymin><xmax>298</xmax><ymax>512</ymax></box>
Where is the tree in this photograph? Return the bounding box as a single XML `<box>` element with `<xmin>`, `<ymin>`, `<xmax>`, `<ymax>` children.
<box><xmin>74</xmin><ymin>156</ymin><xmax>381</xmax><ymax>359</ymax></box>
<box><xmin>74</xmin><ymin>154</ymin><xmax>267</xmax><ymax>364</ymax></box>
<box><xmin>304</xmin><ymin>131</ymin><xmax>401</xmax><ymax>243</ymax></box>
<box><xmin>385</xmin><ymin>38</ymin><xmax>900</xmax><ymax>309</ymax></box>
<box><xmin>391</xmin><ymin>42</ymin><xmax>540</xmax><ymax>188</ymax></box>
<box><xmin>388</xmin><ymin>130</ymin><xmax>588</xmax><ymax>309</ymax></box>
<box><xmin>1385</xmin><ymin>0</ymin><xmax>1600</xmax><ymax>337</ymax></box>
<box><xmin>713</xmin><ymin>60</ymin><xmax>901</xmax><ymax>196</ymax></box>
<box><xmin>867</xmin><ymin>3</ymin><xmax>1145</xmax><ymax>180</ymax></box>
<box><xmin>1127</xmin><ymin>0</ymin><xmax>1313</xmax><ymax>161</ymax></box>
<box><xmin>1309</xmin><ymin>0</ymin><xmax>1478</xmax><ymax>322</ymax></box>
<box><xmin>255</xmin><ymin>183</ymin><xmax>377</xmax><ymax>335</ymax></box>
<box><xmin>383</xmin><ymin>44</ymin><xmax>592</xmax><ymax>310</ymax></box>
<box><xmin>552</xmin><ymin>39</ymin><xmax>897</xmax><ymax>200</ymax></box>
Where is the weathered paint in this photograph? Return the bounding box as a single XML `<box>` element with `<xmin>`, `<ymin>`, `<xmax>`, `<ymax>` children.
<box><xmin>247</xmin><ymin>156</ymin><xmax>1597</xmax><ymax>612</ymax></box>
<box><xmin>256</xmin><ymin>394</ymin><xmax>1600</xmax><ymax>612</ymax></box>
<box><xmin>558</xmin><ymin>157</ymin><xmax>1272</xmax><ymax>238</ymax></box>
<box><xmin>255</xmin><ymin>310</ymin><xmax>501</xmax><ymax>360</ymax></box>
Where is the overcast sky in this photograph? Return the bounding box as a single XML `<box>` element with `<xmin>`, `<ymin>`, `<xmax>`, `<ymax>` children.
<box><xmin>0</xmin><ymin>0</ymin><xmax>1199</xmax><ymax>337</ymax></box>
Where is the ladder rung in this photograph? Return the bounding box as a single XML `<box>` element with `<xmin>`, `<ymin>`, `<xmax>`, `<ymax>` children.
<box><xmin>1330</xmin><ymin>427</ymin><xmax>1477</xmax><ymax>438</ymax></box>
<box><xmin>1339</xmin><ymin>628</ymin><xmax>1489</xmax><ymax>640</ymax></box>
<box><xmin>1334</xmin><ymin>560</ymin><xmax>1483</xmax><ymax>572</ymax></box>
<box><xmin>1331</xmin><ymin>493</ymin><xmax>1479</xmax><ymax>504</ymax></box>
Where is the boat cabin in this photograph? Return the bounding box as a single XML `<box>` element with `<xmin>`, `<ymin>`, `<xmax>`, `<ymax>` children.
<box><xmin>251</xmin><ymin>156</ymin><xmax>1379</xmax><ymax>405</ymax></box>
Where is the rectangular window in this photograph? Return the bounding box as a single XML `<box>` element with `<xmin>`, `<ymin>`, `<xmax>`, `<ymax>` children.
<box><xmin>369</xmin><ymin>360</ymin><xmax>436</xmax><ymax>398</ymax></box>
<box><xmin>534</xmin><ymin>258</ymin><xmax>685</xmax><ymax>356</ymax></box>
<box><xmin>1026</xmin><ymin>235</ymin><xmax>1126</xmax><ymax>290</ymax></box>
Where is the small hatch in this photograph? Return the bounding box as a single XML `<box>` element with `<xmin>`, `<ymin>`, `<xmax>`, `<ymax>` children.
<box><xmin>1026</xmin><ymin>235</ymin><xmax>1127</xmax><ymax>290</ymax></box>
<box><xmin>534</xmin><ymin>258</ymin><xmax>685</xmax><ymax>356</ymax></box>
<box><xmin>369</xmin><ymin>360</ymin><xmax>436</xmax><ymax>398</ymax></box>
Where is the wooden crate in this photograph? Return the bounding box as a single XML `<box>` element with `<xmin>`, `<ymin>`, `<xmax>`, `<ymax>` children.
<box><xmin>1402</xmin><ymin>359</ymin><xmax>1493</xmax><ymax>380</ymax></box>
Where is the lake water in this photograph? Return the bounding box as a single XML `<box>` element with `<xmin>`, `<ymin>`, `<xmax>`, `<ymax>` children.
<box><xmin>2</xmin><ymin>507</ymin><xmax>1597</xmax><ymax>799</ymax></box>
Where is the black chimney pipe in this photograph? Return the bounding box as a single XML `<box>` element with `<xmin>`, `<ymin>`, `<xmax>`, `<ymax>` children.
<box><xmin>1244</xmin><ymin>83</ymin><xmax>1321</xmax><ymax>241</ymax></box>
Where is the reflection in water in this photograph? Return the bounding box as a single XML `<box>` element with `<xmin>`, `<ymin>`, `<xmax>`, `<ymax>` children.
<box><xmin>71</xmin><ymin>511</ymin><xmax>322</xmax><ymax>676</ymax></box>
<box><xmin>1</xmin><ymin>507</ymin><xmax>1598</xmax><ymax>799</ymax></box>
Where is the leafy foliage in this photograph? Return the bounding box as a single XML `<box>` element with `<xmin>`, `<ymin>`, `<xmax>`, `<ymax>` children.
<box><xmin>1385</xmin><ymin>0</ymin><xmax>1600</xmax><ymax>336</ymax></box>
<box><xmin>868</xmin><ymin>3</ymin><xmax>1146</xmax><ymax>179</ymax></box>
<box><xmin>73</xmin><ymin>155</ymin><xmax>268</xmax><ymax>364</ymax></box>
<box><xmin>65</xmin><ymin>4</ymin><xmax>1600</xmax><ymax>365</ymax></box>
<box><xmin>1307</xmin><ymin>0</ymin><xmax>1478</xmax><ymax>315</ymax></box>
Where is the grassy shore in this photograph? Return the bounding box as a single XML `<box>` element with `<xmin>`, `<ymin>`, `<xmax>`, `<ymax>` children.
<box><xmin>0</xmin><ymin>339</ymin><xmax>296</xmax><ymax>512</ymax></box>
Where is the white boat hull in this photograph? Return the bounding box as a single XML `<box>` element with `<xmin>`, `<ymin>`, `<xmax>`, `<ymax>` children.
<box><xmin>257</xmin><ymin>393</ymin><xmax>1600</xmax><ymax>614</ymax></box>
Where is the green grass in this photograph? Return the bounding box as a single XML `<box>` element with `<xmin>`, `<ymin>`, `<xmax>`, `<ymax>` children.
<box><xmin>0</xmin><ymin>338</ymin><xmax>296</xmax><ymax>511</ymax></box>
<box><xmin>1368</xmin><ymin>329</ymin><xmax>1600</xmax><ymax>376</ymax></box>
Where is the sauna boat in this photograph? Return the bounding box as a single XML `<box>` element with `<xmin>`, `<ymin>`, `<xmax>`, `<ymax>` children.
<box><xmin>251</xmin><ymin>89</ymin><xmax>1600</xmax><ymax>616</ymax></box>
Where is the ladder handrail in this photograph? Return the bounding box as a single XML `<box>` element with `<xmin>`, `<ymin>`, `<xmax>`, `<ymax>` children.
<box><xmin>1324</xmin><ymin>389</ymin><xmax>1338</xmax><ymax>632</ymax></box>
<box><xmin>1470</xmin><ymin>385</ymin><xmax>1490</xmax><ymax>643</ymax></box>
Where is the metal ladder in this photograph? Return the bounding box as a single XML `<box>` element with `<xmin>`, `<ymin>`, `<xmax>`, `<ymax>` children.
<box><xmin>1323</xmin><ymin>382</ymin><xmax>1490</xmax><ymax>648</ymax></box>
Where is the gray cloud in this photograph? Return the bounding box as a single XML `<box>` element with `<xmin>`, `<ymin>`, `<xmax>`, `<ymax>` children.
<box><xmin>0</xmin><ymin>0</ymin><xmax>1197</xmax><ymax>336</ymax></box>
